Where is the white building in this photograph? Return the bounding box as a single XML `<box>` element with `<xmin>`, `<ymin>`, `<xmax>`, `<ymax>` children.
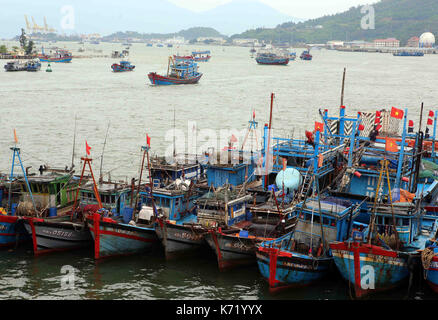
<box><xmin>373</xmin><ymin>38</ymin><xmax>400</xmax><ymax>47</ymax></box>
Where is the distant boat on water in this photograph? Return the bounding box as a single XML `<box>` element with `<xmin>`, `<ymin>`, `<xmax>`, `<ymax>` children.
<box><xmin>255</xmin><ymin>51</ymin><xmax>289</xmax><ymax>65</ymax></box>
<box><xmin>300</xmin><ymin>50</ymin><xmax>313</xmax><ymax>60</ymax></box>
<box><xmin>148</xmin><ymin>56</ymin><xmax>202</xmax><ymax>85</ymax></box>
<box><xmin>192</xmin><ymin>50</ymin><xmax>211</xmax><ymax>62</ymax></box>
<box><xmin>393</xmin><ymin>51</ymin><xmax>424</xmax><ymax>56</ymax></box>
<box><xmin>111</xmin><ymin>60</ymin><xmax>135</xmax><ymax>72</ymax></box>
<box><xmin>38</xmin><ymin>48</ymin><xmax>72</xmax><ymax>63</ymax></box>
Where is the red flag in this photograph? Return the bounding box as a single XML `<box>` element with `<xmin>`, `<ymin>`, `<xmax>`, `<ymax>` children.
<box><xmin>253</xmin><ymin>110</ymin><xmax>255</xmax><ymax>119</ymax></box>
<box><xmin>385</xmin><ymin>138</ymin><xmax>398</xmax><ymax>153</ymax></box>
<box><xmin>230</xmin><ymin>134</ymin><xmax>238</xmax><ymax>143</ymax></box>
<box><xmin>146</xmin><ymin>134</ymin><xmax>151</xmax><ymax>147</ymax></box>
<box><xmin>390</xmin><ymin>107</ymin><xmax>404</xmax><ymax>119</ymax></box>
<box><xmin>408</xmin><ymin>120</ymin><xmax>414</xmax><ymax>127</ymax></box>
<box><xmin>358</xmin><ymin>124</ymin><xmax>365</xmax><ymax>131</ymax></box>
<box><xmin>376</xmin><ymin>111</ymin><xmax>381</xmax><ymax>117</ymax></box>
<box><xmin>376</xmin><ymin>124</ymin><xmax>382</xmax><ymax>131</ymax></box>
<box><xmin>85</xmin><ymin>141</ymin><xmax>91</xmax><ymax>155</ymax></box>
<box><xmin>428</xmin><ymin>118</ymin><xmax>433</xmax><ymax>126</ymax></box>
<box><xmin>429</xmin><ymin>111</ymin><xmax>434</xmax><ymax>117</ymax></box>
<box><xmin>13</xmin><ymin>129</ymin><xmax>18</xmax><ymax>144</ymax></box>
<box><xmin>314</xmin><ymin>122</ymin><xmax>324</xmax><ymax>132</ymax></box>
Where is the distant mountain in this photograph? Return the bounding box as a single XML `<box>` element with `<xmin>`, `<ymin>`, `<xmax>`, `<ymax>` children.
<box><xmin>233</xmin><ymin>0</ymin><xmax>438</xmax><ymax>44</ymax></box>
<box><xmin>0</xmin><ymin>0</ymin><xmax>297</xmax><ymax>38</ymax></box>
<box><xmin>102</xmin><ymin>27</ymin><xmax>225</xmax><ymax>41</ymax></box>
<box><xmin>196</xmin><ymin>0</ymin><xmax>299</xmax><ymax>35</ymax></box>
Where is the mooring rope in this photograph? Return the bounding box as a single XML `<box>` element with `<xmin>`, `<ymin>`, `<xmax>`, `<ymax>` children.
<box><xmin>421</xmin><ymin>245</ymin><xmax>438</xmax><ymax>280</ymax></box>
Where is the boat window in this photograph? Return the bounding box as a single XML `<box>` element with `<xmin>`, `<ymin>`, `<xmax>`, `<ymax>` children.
<box><xmin>403</xmin><ymin>218</ymin><xmax>409</xmax><ymax>226</ymax></box>
<box><xmin>323</xmin><ymin>217</ymin><xmax>329</xmax><ymax>225</ymax></box>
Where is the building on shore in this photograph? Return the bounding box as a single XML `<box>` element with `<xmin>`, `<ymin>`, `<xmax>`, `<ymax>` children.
<box><xmin>373</xmin><ymin>38</ymin><xmax>400</xmax><ymax>48</ymax></box>
<box><xmin>232</xmin><ymin>38</ymin><xmax>259</xmax><ymax>47</ymax></box>
<box><xmin>406</xmin><ymin>36</ymin><xmax>420</xmax><ymax>47</ymax></box>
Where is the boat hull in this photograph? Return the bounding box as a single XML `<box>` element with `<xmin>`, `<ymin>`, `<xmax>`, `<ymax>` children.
<box><xmin>256</xmin><ymin>247</ymin><xmax>331</xmax><ymax>293</ymax></box>
<box><xmin>155</xmin><ymin>219</ymin><xmax>207</xmax><ymax>260</ymax></box>
<box><xmin>205</xmin><ymin>230</ymin><xmax>259</xmax><ymax>270</ymax></box>
<box><xmin>87</xmin><ymin>213</ymin><xmax>158</xmax><ymax>259</ymax></box>
<box><xmin>330</xmin><ymin>241</ymin><xmax>410</xmax><ymax>298</ymax></box>
<box><xmin>0</xmin><ymin>215</ymin><xmax>29</xmax><ymax>248</ymax></box>
<box><xmin>23</xmin><ymin>217</ymin><xmax>92</xmax><ymax>255</ymax></box>
<box><xmin>423</xmin><ymin>253</ymin><xmax>438</xmax><ymax>292</ymax></box>
<box><xmin>38</xmin><ymin>56</ymin><xmax>72</xmax><ymax>63</ymax></box>
<box><xmin>256</xmin><ymin>58</ymin><xmax>289</xmax><ymax>65</ymax></box>
<box><xmin>148</xmin><ymin>72</ymin><xmax>202</xmax><ymax>85</ymax></box>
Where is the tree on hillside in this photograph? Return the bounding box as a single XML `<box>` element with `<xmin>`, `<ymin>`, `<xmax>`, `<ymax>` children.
<box><xmin>0</xmin><ymin>45</ymin><xmax>7</xmax><ymax>54</ymax></box>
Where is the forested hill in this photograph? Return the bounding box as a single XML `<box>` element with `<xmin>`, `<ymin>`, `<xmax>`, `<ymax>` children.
<box><xmin>232</xmin><ymin>0</ymin><xmax>438</xmax><ymax>44</ymax></box>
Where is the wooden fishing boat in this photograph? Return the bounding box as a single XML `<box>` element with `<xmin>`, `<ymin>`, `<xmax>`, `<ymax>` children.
<box><xmin>204</xmin><ymin>193</ymin><xmax>296</xmax><ymax>271</ymax></box>
<box><xmin>38</xmin><ymin>49</ymin><xmax>72</xmax><ymax>63</ymax></box>
<box><xmin>191</xmin><ymin>51</ymin><xmax>211</xmax><ymax>62</ymax></box>
<box><xmin>255</xmin><ymin>52</ymin><xmax>289</xmax><ymax>65</ymax></box>
<box><xmin>330</xmin><ymin>160</ymin><xmax>430</xmax><ymax>298</ymax></box>
<box><xmin>148</xmin><ymin>57</ymin><xmax>202</xmax><ymax>85</ymax></box>
<box><xmin>300</xmin><ymin>50</ymin><xmax>312</xmax><ymax>60</ymax></box>
<box><xmin>256</xmin><ymin>197</ymin><xmax>360</xmax><ymax>292</ymax></box>
<box><xmin>111</xmin><ymin>60</ymin><xmax>135</xmax><ymax>72</ymax></box>
<box><xmin>4</xmin><ymin>60</ymin><xmax>27</xmax><ymax>71</ymax></box>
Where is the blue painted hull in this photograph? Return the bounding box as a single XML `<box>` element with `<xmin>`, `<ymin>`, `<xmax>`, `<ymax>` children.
<box><xmin>256</xmin><ymin>247</ymin><xmax>331</xmax><ymax>292</ymax></box>
<box><xmin>330</xmin><ymin>241</ymin><xmax>410</xmax><ymax>298</ymax></box>
<box><xmin>422</xmin><ymin>247</ymin><xmax>438</xmax><ymax>292</ymax></box>
<box><xmin>0</xmin><ymin>215</ymin><xmax>28</xmax><ymax>248</ymax></box>
<box><xmin>39</xmin><ymin>57</ymin><xmax>72</xmax><ymax>63</ymax></box>
<box><xmin>256</xmin><ymin>57</ymin><xmax>289</xmax><ymax>65</ymax></box>
<box><xmin>148</xmin><ymin>72</ymin><xmax>202</xmax><ymax>85</ymax></box>
<box><xmin>88</xmin><ymin>216</ymin><xmax>158</xmax><ymax>259</ymax></box>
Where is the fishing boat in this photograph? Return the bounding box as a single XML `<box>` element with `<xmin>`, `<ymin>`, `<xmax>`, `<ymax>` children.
<box><xmin>393</xmin><ymin>51</ymin><xmax>424</xmax><ymax>57</ymax></box>
<box><xmin>38</xmin><ymin>49</ymin><xmax>72</xmax><ymax>63</ymax></box>
<box><xmin>300</xmin><ymin>50</ymin><xmax>313</xmax><ymax>60</ymax></box>
<box><xmin>255</xmin><ymin>51</ymin><xmax>289</xmax><ymax>65</ymax></box>
<box><xmin>289</xmin><ymin>52</ymin><xmax>296</xmax><ymax>61</ymax></box>
<box><xmin>148</xmin><ymin>57</ymin><xmax>202</xmax><ymax>85</ymax></box>
<box><xmin>25</xmin><ymin>59</ymin><xmax>41</xmax><ymax>71</ymax></box>
<box><xmin>111</xmin><ymin>61</ymin><xmax>135</xmax><ymax>72</ymax></box>
<box><xmin>192</xmin><ymin>51</ymin><xmax>211</xmax><ymax>62</ymax></box>
<box><xmin>86</xmin><ymin>144</ymin><xmax>161</xmax><ymax>260</ymax></box>
<box><xmin>204</xmin><ymin>189</ymin><xmax>297</xmax><ymax>270</ymax></box>
<box><xmin>256</xmin><ymin>197</ymin><xmax>360</xmax><ymax>292</ymax></box>
<box><xmin>330</xmin><ymin>160</ymin><xmax>430</xmax><ymax>298</ymax></box>
<box><xmin>4</xmin><ymin>60</ymin><xmax>27</xmax><ymax>71</ymax></box>
<box><xmin>146</xmin><ymin>43</ymin><xmax>153</xmax><ymax>47</ymax></box>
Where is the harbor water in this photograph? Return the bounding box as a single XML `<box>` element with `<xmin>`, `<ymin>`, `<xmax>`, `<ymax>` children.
<box><xmin>1</xmin><ymin>43</ymin><xmax>438</xmax><ymax>300</ymax></box>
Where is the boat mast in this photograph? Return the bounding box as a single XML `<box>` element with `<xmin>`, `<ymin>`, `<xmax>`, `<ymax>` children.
<box><xmin>264</xmin><ymin>93</ymin><xmax>275</xmax><ymax>189</ymax></box>
<box><xmin>71</xmin><ymin>114</ymin><xmax>77</xmax><ymax>170</ymax></box>
<box><xmin>99</xmin><ymin>122</ymin><xmax>111</xmax><ymax>183</ymax></box>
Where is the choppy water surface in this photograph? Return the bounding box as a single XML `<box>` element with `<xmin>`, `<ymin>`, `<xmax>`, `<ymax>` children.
<box><xmin>0</xmin><ymin>43</ymin><xmax>437</xmax><ymax>300</ymax></box>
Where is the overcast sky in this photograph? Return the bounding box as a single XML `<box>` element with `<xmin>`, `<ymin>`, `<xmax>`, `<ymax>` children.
<box><xmin>169</xmin><ymin>0</ymin><xmax>375</xmax><ymax>19</ymax></box>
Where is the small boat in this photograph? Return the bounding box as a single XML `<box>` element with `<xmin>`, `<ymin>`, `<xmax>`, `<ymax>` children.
<box><xmin>146</xmin><ymin>43</ymin><xmax>153</xmax><ymax>47</ymax></box>
<box><xmin>156</xmin><ymin>43</ymin><xmax>164</xmax><ymax>47</ymax></box>
<box><xmin>167</xmin><ymin>44</ymin><xmax>173</xmax><ymax>48</ymax></box>
<box><xmin>111</xmin><ymin>60</ymin><xmax>135</xmax><ymax>72</ymax></box>
<box><xmin>192</xmin><ymin>51</ymin><xmax>211</xmax><ymax>62</ymax></box>
<box><xmin>256</xmin><ymin>197</ymin><xmax>360</xmax><ymax>292</ymax></box>
<box><xmin>330</xmin><ymin>160</ymin><xmax>430</xmax><ymax>298</ymax></box>
<box><xmin>300</xmin><ymin>50</ymin><xmax>313</xmax><ymax>60</ymax></box>
<box><xmin>204</xmin><ymin>191</ymin><xmax>296</xmax><ymax>270</ymax></box>
<box><xmin>90</xmin><ymin>40</ymin><xmax>100</xmax><ymax>45</ymax></box>
<box><xmin>148</xmin><ymin>57</ymin><xmax>202</xmax><ymax>85</ymax></box>
<box><xmin>122</xmin><ymin>42</ymin><xmax>132</xmax><ymax>47</ymax></box>
<box><xmin>255</xmin><ymin>52</ymin><xmax>289</xmax><ymax>65</ymax></box>
<box><xmin>46</xmin><ymin>63</ymin><xmax>52</xmax><ymax>72</ymax></box>
<box><xmin>4</xmin><ymin>60</ymin><xmax>27</xmax><ymax>71</ymax></box>
<box><xmin>38</xmin><ymin>49</ymin><xmax>72</xmax><ymax>63</ymax></box>
<box><xmin>393</xmin><ymin>51</ymin><xmax>424</xmax><ymax>57</ymax></box>
<box><xmin>289</xmin><ymin>52</ymin><xmax>296</xmax><ymax>61</ymax></box>
<box><xmin>25</xmin><ymin>59</ymin><xmax>41</xmax><ymax>71</ymax></box>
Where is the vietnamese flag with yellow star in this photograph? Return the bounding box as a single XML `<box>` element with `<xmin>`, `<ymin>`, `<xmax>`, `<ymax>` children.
<box><xmin>385</xmin><ymin>137</ymin><xmax>398</xmax><ymax>153</ymax></box>
<box><xmin>390</xmin><ymin>107</ymin><xmax>404</xmax><ymax>119</ymax></box>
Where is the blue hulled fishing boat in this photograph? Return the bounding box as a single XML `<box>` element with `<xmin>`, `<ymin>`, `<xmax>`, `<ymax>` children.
<box><xmin>148</xmin><ymin>57</ymin><xmax>202</xmax><ymax>85</ymax></box>
<box><xmin>393</xmin><ymin>51</ymin><xmax>424</xmax><ymax>57</ymax></box>
<box><xmin>192</xmin><ymin>50</ymin><xmax>211</xmax><ymax>62</ymax></box>
<box><xmin>256</xmin><ymin>194</ymin><xmax>361</xmax><ymax>292</ymax></box>
<box><xmin>300</xmin><ymin>50</ymin><xmax>313</xmax><ymax>60</ymax></box>
<box><xmin>256</xmin><ymin>51</ymin><xmax>289</xmax><ymax>65</ymax></box>
<box><xmin>38</xmin><ymin>48</ymin><xmax>72</xmax><ymax>63</ymax></box>
<box><xmin>111</xmin><ymin>61</ymin><xmax>135</xmax><ymax>72</ymax></box>
<box><xmin>330</xmin><ymin>159</ymin><xmax>434</xmax><ymax>298</ymax></box>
